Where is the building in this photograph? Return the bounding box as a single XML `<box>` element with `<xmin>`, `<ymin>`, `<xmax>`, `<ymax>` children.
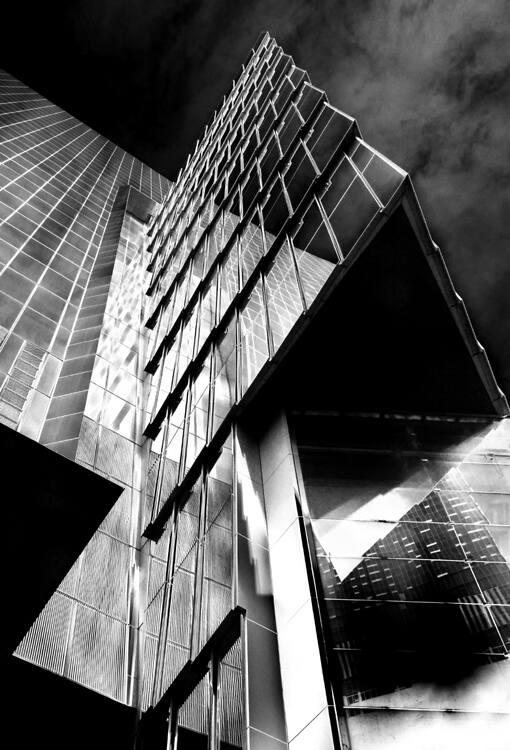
<box><xmin>1</xmin><ymin>31</ymin><xmax>509</xmax><ymax>750</ymax></box>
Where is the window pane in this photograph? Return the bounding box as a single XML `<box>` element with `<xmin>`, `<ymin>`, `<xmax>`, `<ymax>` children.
<box><xmin>261</xmin><ymin>178</ymin><xmax>290</xmax><ymax>244</ymax></box>
<box><xmin>265</xmin><ymin>241</ymin><xmax>303</xmax><ymax>349</ymax></box>
<box><xmin>240</xmin><ymin>280</ymin><xmax>268</xmax><ymax>395</ymax></box>
<box><xmin>239</xmin><ymin>213</ymin><xmax>265</xmax><ymax>285</ymax></box>
<box><xmin>283</xmin><ymin>143</ymin><xmax>317</xmax><ymax>211</ymax></box>
<box><xmin>327</xmin><ymin>176</ymin><xmax>379</xmax><ymax>255</ymax></box>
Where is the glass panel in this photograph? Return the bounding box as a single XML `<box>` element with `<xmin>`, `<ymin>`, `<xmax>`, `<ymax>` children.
<box><xmin>276</xmin><ymin>103</ymin><xmax>303</xmax><ymax>156</ymax></box>
<box><xmin>283</xmin><ymin>143</ymin><xmax>317</xmax><ymax>211</ymax></box>
<box><xmin>260</xmin><ymin>134</ymin><xmax>280</xmax><ymax>185</ymax></box>
<box><xmin>218</xmin><ymin>244</ymin><xmax>239</xmax><ymax>320</ymax></box>
<box><xmin>295</xmin><ymin>414</ymin><xmax>510</xmax><ymax>729</ymax></box>
<box><xmin>223</xmin><ymin>205</ymin><xmax>240</xmax><ymax>247</ymax></box>
<box><xmin>361</xmin><ymin>151</ymin><xmax>404</xmax><ymax>206</ymax></box>
<box><xmin>345</xmin><ymin>706</ymin><xmax>510</xmax><ymax>750</ymax></box>
<box><xmin>239</xmin><ymin>280</ymin><xmax>268</xmax><ymax>396</ymax></box>
<box><xmin>265</xmin><ymin>240</ymin><xmax>303</xmax><ymax>349</ymax></box>
<box><xmin>185</xmin><ymin>357</ymin><xmax>211</xmax><ymax>471</ymax></box>
<box><xmin>292</xmin><ymin>202</ymin><xmax>337</xmax><ymax>307</ymax></box>
<box><xmin>207</xmin><ymin>440</ymin><xmax>234</xmax><ymax>532</ymax></box>
<box><xmin>212</xmin><ymin>324</ymin><xmax>237</xmax><ymax>435</ymax></box>
<box><xmin>295</xmin><ymin>83</ymin><xmax>323</xmax><ymax>122</ymax></box>
<box><xmin>239</xmin><ymin>212</ymin><xmax>265</xmax><ymax>285</ymax></box>
<box><xmin>205</xmin><ymin>215</ymin><xmax>224</xmax><ymax>274</ymax></box>
<box><xmin>197</xmin><ymin>275</ymin><xmax>217</xmax><ymax>351</ymax></box>
<box><xmin>273</xmin><ymin>76</ymin><xmax>294</xmax><ymax>116</ymax></box>
<box><xmin>169</xmin><ymin>274</ymin><xmax>189</xmax><ymax>331</ymax></box>
<box><xmin>326</xmin><ymin>175</ymin><xmax>379</xmax><ymax>255</ymax></box>
<box><xmin>240</xmin><ymin>165</ymin><xmax>261</xmax><ymax>217</ymax></box>
<box><xmin>153</xmin><ymin>339</ymin><xmax>178</xmax><ymax>419</ymax></box>
<box><xmin>261</xmin><ymin>177</ymin><xmax>290</xmax><ymax>246</ymax></box>
<box><xmin>200</xmin><ymin>445</ymin><xmax>234</xmax><ymax>647</ymax></box>
<box><xmin>307</xmin><ymin>104</ymin><xmax>353</xmax><ymax>171</ymax></box>
<box><xmin>163</xmin><ymin>393</ymin><xmax>187</xmax><ymax>480</ymax></box>
<box><xmin>187</xmin><ymin>243</ymin><xmax>206</xmax><ymax>301</ymax></box>
<box><xmin>321</xmin><ymin>156</ymin><xmax>357</xmax><ymax>215</ymax></box>
<box><xmin>175</xmin><ymin>308</ymin><xmax>198</xmax><ymax>383</ymax></box>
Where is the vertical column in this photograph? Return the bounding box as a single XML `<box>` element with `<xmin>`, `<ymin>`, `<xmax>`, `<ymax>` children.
<box><xmin>235</xmin><ymin>424</ymin><xmax>288</xmax><ymax>749</ymax></box>
<box><xmin>258</xmin><ymin>411</ymin><xmax>336</xmax><ymax>750</ymax></box>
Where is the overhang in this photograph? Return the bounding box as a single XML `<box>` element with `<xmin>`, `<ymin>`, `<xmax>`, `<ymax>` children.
<box><xmin>244</xmin><ymin>183</ymin><xmax>509</xmax><ymax>422</ymax></box>
<box><xmin>1</xmin><ymin>423</ymin><xmax>123</xmax><ymax>659</ymax></box>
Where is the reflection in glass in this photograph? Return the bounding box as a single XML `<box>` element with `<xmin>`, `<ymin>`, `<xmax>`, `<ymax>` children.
<box><xmin>292</xmin><ymin>202</ymin><xmax>337</xmax><ymax>307</ymax></box>
<box><xmin>296</xmin><ymin>414</ymin><xmax>510</xmax><ymax>715</ymax></box>
<box><xmin>326</xmin><ymin>175</ymin><xmax>379</xmax><ymax>255</ymax></box>
<box><xmin>239</xmin><ymin>280</ymin><xmax>268</xmax><ymax>396</ymax></box>
<box><xmin>240</xmin><ymin>213</ymin><xmax>265</xmax><ymax>285</ymax></box>
<box><xmin>218</xmin><ymin>244</ymin><xmax>239</xmax><ymax>320</ymax></box>
<box><xmin>200</xmin><ymin>447</ymin><xmax>233</xmax><ymax>648</ymax></box>
<box><xmin>212</xmin><ymin>325</ymin><xmax>237</xmax><ymax>436</ymax></box>
<box><xmin>185</xmin><ymin>357</ymin><xmax>211</xmax><ymax>471</ymax></box>
<box><xmin>265</xmin><ymin>240</ymin><xmax>303</xmax><ymax>349</ymax></box>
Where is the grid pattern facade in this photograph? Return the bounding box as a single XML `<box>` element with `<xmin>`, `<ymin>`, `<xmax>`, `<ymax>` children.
<box><xmin>136</xmin><ymin>31</ymin><xmax>409</xmax><ymax>748</ymax></box>
<box><xmin>297</xmin><ymin>413</ymin><xmax>510</xmax><ymax>744</ymax></box>
<box><xmin>2</xmin><ymin>31</ymin><xmax>509</xmax><ymax>750</ymax></box>
<box><xmin>0</xmin><ymin>69</ymin><xmax>172</xmax><ymax>705</ymax></box>
<box><xmin>142</xmin><ymin>32</ymin><xmax>406</xmax><ymax>541</ymax></box>
<box><xmin>0</xmin><ymin>69</ymin><xmax>170</xmax><ymax>442</ymax></box>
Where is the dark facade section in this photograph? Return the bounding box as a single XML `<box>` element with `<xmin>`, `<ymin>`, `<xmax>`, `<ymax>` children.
<box><xmin>1</xmin><ymin>422</ymin><xmax>122</xmax><ymax>659</ymax></box>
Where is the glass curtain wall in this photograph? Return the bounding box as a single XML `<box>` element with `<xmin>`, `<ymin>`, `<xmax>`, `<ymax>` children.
<box><xmin>293</xmin><ymin>413</ymin><xmax>510</xmax><ymax>749</ymax></box>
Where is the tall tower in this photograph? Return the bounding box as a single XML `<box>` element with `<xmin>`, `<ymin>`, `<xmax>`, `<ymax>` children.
<box><xmin>2</xmin><ymin>32</ymin><xmax>509</xmax><ymax>750</ymax></box>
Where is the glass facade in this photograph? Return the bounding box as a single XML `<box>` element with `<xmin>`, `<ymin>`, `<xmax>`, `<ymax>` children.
<box><xmin>2</xmin><ymin>31</ymin><xmax>509</xmax><ymax>750</ymax></box>
<box><xmin>142</xmin><ymin>34</ymin><xmax>409</xmax><ymax>539</ymax></box>
<box><xmin>294</xmin><ymin>414</ymin><xmax>510</xmax><ymax>748</ymax></box>
<box><xmin>0</xmin><ymin>69</ymin><xmax>171</xmax><ymax>705</ymax></box>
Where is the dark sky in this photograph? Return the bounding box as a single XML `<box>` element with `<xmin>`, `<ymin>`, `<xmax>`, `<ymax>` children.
<box><xmin>2</xmin><ymin>0</ymin><xmax>510</xmax><ymax>397</ymax></box>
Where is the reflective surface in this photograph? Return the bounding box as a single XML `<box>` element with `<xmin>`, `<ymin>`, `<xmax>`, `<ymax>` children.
<box><xmin>143</xmin><ymin>33</ymin><xmax>406</xmax><ymax>531</ymax></box>
<box><xmin>1</xmin><ymin>70</ymin><xmax>171</xmax><ymax>704</ymax></box>
<box><xmin>295</xmin><ymin>413</ymin><xmax>510</xmax><ymax>743</ymax></box>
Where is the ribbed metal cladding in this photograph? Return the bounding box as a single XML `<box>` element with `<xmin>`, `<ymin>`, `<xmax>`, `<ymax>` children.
<box><xmin>66</xmin><ymin>603</ymin><xmax>128</xmax><ymax>702</ymax></box>
<box><xmin>99</xmin><ymin>487</ymin><xmax>133</xmax><ymax>544</ymax></box>
<box><xmin>151</xmin><ymin>523</ymin><xmax>172</xmax><ymax>564</ymax></box>
<box><xmin>77</xmin><ymin>531</ymin><xmax>131</xmax><ymax>621</ymax></box>
<box><xmin>145</xmin><ymin>584</ymin><xmax>165</xmax><ymax>638</ymax></box>
<box><xmin>95</xmin><ymin>425</ymin><xmax>134</xmax><ymax>484</ymax></box>
<box><xmin>200</xmin><ymin>580</ymin><xmax>231</xmax><ymax>649</ymax></box>
<box><xmin>166</xmin><ymin>566</ymin><xmax>195</xmax><ymax>648</ymax></box>
<box><xmin>174</xmin><ymin>507</ymin><xmax>200</xmax><ymax>568</ymax></box>
<box><xmin>16</xmin><ymin>592</ymin><xmax>73</xmax><ymax>675</ymax></box>
<box><xmin>218</xmin><ymin>660</ymin><xmax>243</xmax><ymax>746</ymax></box>
<box><xmin>57</xmin><ymin>557</ymin><xmax>81</xmax><ymax>597</ymax></box>
<box><xmin>159</xmin><ymin>640</ymin><xmax>189</xmax><ymax>700</ymax></box>
<box><xmin>75</xmin><ymin>415</ymin><xmax>99</xmax><ymax>465</ymax></box>
<box><xmin>141</xmin><ymin>633</ymin><xmax>158</xmax><ymax>710</ymax></box>
<box><xmin>179</xmin><ymin>674</ymin><xmax>210</xmax><ymax>735</ymax></box>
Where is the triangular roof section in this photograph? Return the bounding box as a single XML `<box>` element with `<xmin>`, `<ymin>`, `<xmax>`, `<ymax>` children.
<box><xmin>248</xmin><ymin>143</ymin><xmax>509</xmax><ymax>420</ymax></box>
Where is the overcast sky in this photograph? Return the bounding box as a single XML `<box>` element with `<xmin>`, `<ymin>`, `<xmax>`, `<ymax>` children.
<box><xmin>2</xmin><ymin>0</ymin><xmax>509</xmax><ymax>395</ymax></box>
